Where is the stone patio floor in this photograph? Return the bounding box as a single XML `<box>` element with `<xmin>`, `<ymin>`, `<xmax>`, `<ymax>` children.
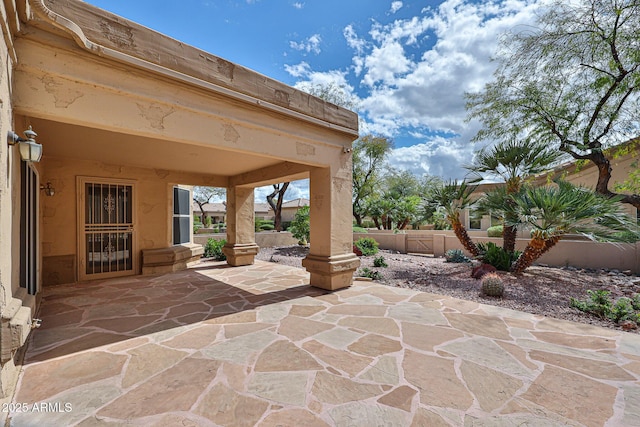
<box><xmin>7</xmin><ymin>260</ymin><xmax>640</xmax><ymax>426</ymax></box>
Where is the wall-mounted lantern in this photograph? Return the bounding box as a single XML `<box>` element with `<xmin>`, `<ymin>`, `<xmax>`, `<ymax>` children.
<box><xmin>7</xmin><ymin>126</ymin><xmax>42</xmax><ymax>162</ymax></box>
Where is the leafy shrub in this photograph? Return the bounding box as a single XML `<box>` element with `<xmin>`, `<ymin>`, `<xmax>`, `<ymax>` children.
<box><xmin>357</xmin><ymin>267</ymin><xmax>382</xmax><ymax>280</ymax></box>
<box><xmin>445</xmin><ymin>249</ymin><xmax>470</xmax><ymax>263</ymax></box>
<box><xmin>354</xmin><ymin>237</ymin><xmax>379</xmax><ymax>256</ymax></box>
<box><xmin>487</xmin><ymin>225</ymin><xmax>503</xmax><ymax>238</ymax></box>
<box><xmin>373</xmin><ymin>256</ymin><xmax>388</xmax><ymax>268</ymax></box>
<box><xmin>610</xmin><ymin>297</ymin><xmax>636</xmax><ymax>323</ymax></box>
<box><xmin>361</xmin><ymin>220</ymin><xmax>376</xmax><ymax>228</ymax></box>
<box><xmin>204</xmin><ymin>238</ymin><xmax>227</xmax><ymax>261</ymax></box>
<box><xmin>477</xmin><ymin>242</ymin><xmax>520</xmax><ymax>271</ymax></box>
<box><xmin>204</xmin><ymin>216</ymin><xmax>212</xmax><ymax>228</ymax></box>
<box><xmin>255</xmin><ymin>219</ymin><xmax>274</xmax><ymax>232</ymax></box>
<box><xmin>570</xmin><ymin>290</ymin><xmax>612</xmax><ymax>318</ymax></box>
<box><xmin>289</xmin><ymin>205</ymin><xmax>310</xmax><ymax>244</ymax></box>
<box><xmin>353</xmin><ymin>226</ymin><xmax>368</xmax><ymax>233</ymax></box>
<box><xmin>571</xmin><ymin>291</ymin><xmax>640</xmax><ymax>325</ymax></box>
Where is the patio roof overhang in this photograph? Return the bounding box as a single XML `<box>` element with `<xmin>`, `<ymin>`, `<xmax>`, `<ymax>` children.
<box><xmin>10</xmin><ymin>0</ymin><xmax>359</xmax><ymax>186</ymax></box>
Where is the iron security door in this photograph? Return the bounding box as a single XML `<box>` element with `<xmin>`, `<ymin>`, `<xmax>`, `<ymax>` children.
<box><xmin>78</xmin><ymin>178</ymin><xmax>136</xmax><ymax>280</ymax></box>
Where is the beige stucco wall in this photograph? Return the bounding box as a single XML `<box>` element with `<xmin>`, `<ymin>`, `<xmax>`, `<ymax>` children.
<box><xmin>356</xmin><ymin>231</ymin><xmax>640</xmax><ymax>273</ymax></box>
<box><xmin>41</xmin><ymin>157</ymin><xmax>223</xmax><ymax>284</ymax></box>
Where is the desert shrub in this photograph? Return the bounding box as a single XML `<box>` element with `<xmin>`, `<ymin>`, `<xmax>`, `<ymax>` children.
<box><xmin>255</xmin><ymin>219</ymin><xmax>274</xmax><ymax>232</ymax></box>
<box><xmin>477</xmin><ymin>242</ymin><xmax>520</xmax><ymax>271</ymax></box>
<box><xmin>571</xmin><ymin>290</ymin><xmax>640</xmax><ymax>325</ymax></box>
<box><xmin>487</xmin><ymin>225</ymin><xmax>503</xmax><ymax>238</ymax></box>
<box><xmin>373</xmin><ymin>256</ymin><xmax>388</xmax><ymax>268</ymax></box>
<box><xmin>204</xmin><ymin>216</ymin><xmax>212</xmax><ymax>228</ymax></box>
<box><xmin>481</xmin><ymin>272</ymin><xmax>504</xmax><ymax>297</ymax></box>
<box><xmin>357</xmin><ymin>267</ymin><xmax>382</xmax><ymax>280</ymax></box>
<box><xmin>445</xmin><ymin>249</ymin><xmax>470</xmax><ymax>263</ymax></box>
<box><xmin>361</xmin><ymin>220</ymin><xmax>376</xmax><ymax>228</ymax></box>
<box><xmin>570</xmin><ymin>290</ymin><xmax>613</xmax><ymax>319</ymax></box>
<box><xmin>204</xmin><ymin>238</ymin><xmax>227</xmax><ymax>261</ymax></box>
<box><xmin>610</xmin><ymin>297</ymin><xmax>636</xmax><ymax>323</ymax></box>
<box><xmin>289</xmin><ymin>205</ymin><xmax>310</xmax><ymax>244</ymax></box>
<box><xmin>353</xmin><ymin>226</ymin><xmax>368</xmax><ymax>233</ymax></box>
<box><xmin>281</xmin><ymin>221</ymin><xmax>291</xmax><ymax>231</ymax></box>
<box><xmin>354</xmin><ymin>237</ymin><xmax>379</xmax><ymax>256</ymax></box>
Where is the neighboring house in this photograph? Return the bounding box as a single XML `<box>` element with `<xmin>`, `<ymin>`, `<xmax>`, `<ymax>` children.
<box><xmin>464</xmin><ymin>141</ymin><xmax>639</xmax><ymax>231</ymax></box>
<box><xmin>192</xmin><ymin>202</ymin><xmax>275</xmax><ymax>223</ymax></box>
<box><xmin>193</xmin><ymin>202</ymin><xmax>227</xmax><ymax>224</ymax></box>
<box><xmin>255</xmin><ymin>203</ymin><xmax>275</xmax><ymax>221</ymax></box>
<box><xmin>281</xmin><ymin>198</ymin><xmax>310</xmax><ymax>222</ymax></box>
<box><xmin>0</xmin><ymin>0</ymin><xmax>359</xmax><ymax>402</ymax></box>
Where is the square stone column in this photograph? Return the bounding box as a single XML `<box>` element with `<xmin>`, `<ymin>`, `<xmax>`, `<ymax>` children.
<box><xmin>302</xmin><ymin>160</ymin><xmax>360</xmax><ymax>290</ymax></box>
<box><xmin>222</xmin><ymin>186</ymin><xmax>259</xmax><ymax>266</ymax></box>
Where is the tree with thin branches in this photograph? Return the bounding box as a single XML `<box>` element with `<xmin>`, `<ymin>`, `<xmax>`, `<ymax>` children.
<box><xmin>467</xmin><ymin>0</ymin><xmax>640</xmax><ymax>209</ymax></box>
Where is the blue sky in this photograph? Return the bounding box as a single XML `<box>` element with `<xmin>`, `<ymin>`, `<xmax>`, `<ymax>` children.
<box><xmin>84</xmin><ymin>0</ymin><xmax>545</xmax><ymax>201</ymax></box>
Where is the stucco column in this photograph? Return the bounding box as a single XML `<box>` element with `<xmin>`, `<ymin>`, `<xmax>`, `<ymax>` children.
<box><xmin>302</xmin><ymin>161</ymin><xmax>360</xmax><ymax>290</ymax></box>
<box><xmin>222</xmin><ymin>186</ymin><xmax>259</xmax><ymax>266</ymax></box>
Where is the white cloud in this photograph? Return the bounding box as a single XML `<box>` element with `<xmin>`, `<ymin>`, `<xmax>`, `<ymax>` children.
<box><xmin>390</xmin><ymin>1</ymin><xmax>403</xmax><ymax>14</ymax></box>
<box><xmin>284</xmin><ymin>61</ymin><xmax>312</xmax><ymax>78</ymax></box>
<box><xmin>292</xmin><ymin>2</ymin><xmax>304</xmax><ymax>9</ymax></box>
<box><xmin>254</xmin><ymin>179</ymin><xmax>309</xmax><ymax>204</ymax></box>
<box><xmin>287</xmin><ymin>0</ymin><xmax>547</xmax><ymax>179</ymax></box>
<box><xmin>289</xmin><ymin>34</ymin><xmax>322</xmax><ymax>54</ymax></box>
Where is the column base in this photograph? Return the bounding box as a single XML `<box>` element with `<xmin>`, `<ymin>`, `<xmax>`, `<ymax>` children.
<box><xmin>302</xmin><ymin>253</ymin><xmax>361</xmax><ymax>290</ymax></box>
<box><xmin>223</xmin><ymin>243</ymin><xmax>260</xmax><ymax>266</ymax></box>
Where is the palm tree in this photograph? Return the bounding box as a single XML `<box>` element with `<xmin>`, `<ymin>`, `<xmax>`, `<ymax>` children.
<box><xmin>508</xmin><ymin>181</ymin><xmax>639</xmax><ymax>274</ymax></box>
<box><xmin>467</xmin><ymin>137</ymin><xmax>562</xmax><ymax>253</ymax></box>
<box><xmin>430</xmin><ymin>180</ymin><xmax>480</xmax><ymax>256</ymax></box>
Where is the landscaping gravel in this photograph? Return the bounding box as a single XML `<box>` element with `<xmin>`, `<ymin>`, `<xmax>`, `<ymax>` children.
<box><xmin>256</xmin><ymin>245</ymin><xmax>640</xmax><ymax>334</ymax></box>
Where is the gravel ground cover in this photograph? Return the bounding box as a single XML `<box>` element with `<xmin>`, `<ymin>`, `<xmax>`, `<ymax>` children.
<box><xmin>256</xmin><ymin>245</ymin><xmax>640</xmax><ymax>334</ymax></box>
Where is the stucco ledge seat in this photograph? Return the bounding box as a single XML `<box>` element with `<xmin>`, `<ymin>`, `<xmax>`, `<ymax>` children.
<box><xmin>141</xmin><ymin>244</ymin><xmax>204</xmax><ymax>275</ymax></box>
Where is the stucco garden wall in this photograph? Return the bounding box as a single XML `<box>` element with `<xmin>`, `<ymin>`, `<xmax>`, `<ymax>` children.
<box><xmin>355</xmin><ymin>231</ymin><xmax>640</xmax><ymax>273</ymax></box>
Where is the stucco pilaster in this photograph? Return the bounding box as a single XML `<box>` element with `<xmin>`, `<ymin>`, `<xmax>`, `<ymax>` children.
<box><xmin>223</xmin><ymin>186</ymin><xmax>259</xmax><ymax>266</ymax></box>
<box><xmin>302</xmin><ymin>158</ymin><xmax>360</xmax><ymax>290</ymax></box>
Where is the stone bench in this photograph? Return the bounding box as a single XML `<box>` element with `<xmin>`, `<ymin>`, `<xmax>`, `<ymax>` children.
<box><xmin>141</xmin><ymin>243</ymin><xmax>204</xmax><ymax>275</ymax></box>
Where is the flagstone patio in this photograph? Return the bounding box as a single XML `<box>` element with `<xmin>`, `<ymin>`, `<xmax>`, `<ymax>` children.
<box><xmin>7</xmin><ymin>260</ymin><xmax>640</xmax><ymax>426</ymax></box>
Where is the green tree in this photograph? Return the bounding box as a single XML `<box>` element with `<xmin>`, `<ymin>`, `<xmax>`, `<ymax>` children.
<box><xmin>466</xmin><ymin>0</ymin><xmax>640</xmax><ymax>209</ymax></box>
<box><xmin>193</xmin><ymin>186</ymin><xmax>225</xmax><ymax>224</ymax></box>
<box><xmin>508</xmin><ymin>181</ymin><xmax>639</xmax><ymax>273</ymax></box>
<box><xmin>467</xmin><ymin>137</ymin><xmax>562</xmax><ymax>253</ymax></box>
<box><xmin>289</xmin><ymin>205</ymin><xmax>310</xmax><ymax>244</ymax></box>
<box><xmin>430</xmin><ymin>180</ymin><xmax>480</xmax><ymax>256</ymax></box>
<box><xmin>352</xmin><ymin>135</ymin><xmax>393</xmax><ymax>226</ymax></box>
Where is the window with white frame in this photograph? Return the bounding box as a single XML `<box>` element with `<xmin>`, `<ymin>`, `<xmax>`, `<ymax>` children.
<box><xmin>173</xmin><ymin>187</ymin><xmax>191</xmax><ymax>245</ymax></box>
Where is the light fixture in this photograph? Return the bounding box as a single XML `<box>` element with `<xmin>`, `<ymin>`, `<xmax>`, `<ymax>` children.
<box><xmin>40</xmin><ymin>181</ymin><xmax>55</xmax><ymax>196</ymax></box>
<box><xmin>8</xmin><ymin>126</ymin><xmax>42</xmax><ymax>162</ymax></box>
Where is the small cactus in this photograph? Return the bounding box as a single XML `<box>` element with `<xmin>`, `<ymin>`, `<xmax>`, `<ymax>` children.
<box><xmin>481</xmin><ymin>272</ymin><xmax>504</xmax><ymax>297</ymax></box>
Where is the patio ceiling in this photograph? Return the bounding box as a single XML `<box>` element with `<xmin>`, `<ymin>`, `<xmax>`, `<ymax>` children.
<box><xmin>29</xmin><ymin>117</ymin><xmax>296</xmax><ymax>178</ymax></box>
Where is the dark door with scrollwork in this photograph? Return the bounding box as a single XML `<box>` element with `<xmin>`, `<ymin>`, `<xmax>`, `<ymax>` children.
<box><xmin>78</xmin><ymin>178</ymin><xmax>136</xmax><ymax>280</ymax></box>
